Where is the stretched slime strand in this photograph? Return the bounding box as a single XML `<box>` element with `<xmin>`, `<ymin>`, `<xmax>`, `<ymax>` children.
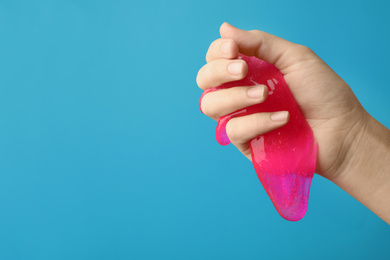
<box><xmin>199</xmin><ymin>54</ymin><xmax>318</xmax><ymax>221</ymax></box>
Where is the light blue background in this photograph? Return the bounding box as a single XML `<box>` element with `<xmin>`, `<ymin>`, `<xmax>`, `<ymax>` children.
<box><xmin>0</xmin><ymin>0</ymin><xmax>389</xmax><ymax>259</ymax></box>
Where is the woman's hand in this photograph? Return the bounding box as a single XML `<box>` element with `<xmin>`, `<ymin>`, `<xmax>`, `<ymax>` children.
<box><xmin>197</xmin><ymin>23</ymin><xmax>369</xmax><ymax>182</ymax></box>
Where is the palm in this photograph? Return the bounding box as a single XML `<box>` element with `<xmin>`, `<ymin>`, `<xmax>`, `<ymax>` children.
<box><xmin>281</xmin><ymin>56</ymin><xmax>365</xmax><ymax>180</ymax></box>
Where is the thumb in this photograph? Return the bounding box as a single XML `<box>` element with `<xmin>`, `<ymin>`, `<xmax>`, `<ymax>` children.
<box><xmin>219</xmin><ymin>22</ymin><xmax>310</xmax><ymax>73</ymax></box>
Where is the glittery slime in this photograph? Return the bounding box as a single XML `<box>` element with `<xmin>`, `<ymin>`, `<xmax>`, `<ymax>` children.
<box><xmin>199</xmin><ymin>54</ymin><xmax>318</xmax><ymax>221</ymax></box>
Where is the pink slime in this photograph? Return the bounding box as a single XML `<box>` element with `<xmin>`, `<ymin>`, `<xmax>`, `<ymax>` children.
<box><xmin>199</xmin><ymin>54</ymin><xmax>318</xmax><ymax>221</ymax></box>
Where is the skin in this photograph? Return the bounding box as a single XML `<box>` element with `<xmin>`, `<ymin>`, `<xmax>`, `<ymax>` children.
<box><xmin>197</xmin><ymin>22</ymin><xmax>390</xmax><ymax>224</ymax></box>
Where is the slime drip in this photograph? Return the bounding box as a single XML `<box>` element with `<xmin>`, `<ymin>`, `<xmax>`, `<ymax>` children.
<box><xmin>199</xmin><ymin>55</ymin><xmax>317</xmax><ymax>221</ymax></box>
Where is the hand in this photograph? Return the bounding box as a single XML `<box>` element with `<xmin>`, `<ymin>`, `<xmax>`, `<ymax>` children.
<box><xmin>197</xmin><ymin>23</ymin><xmax>369</xmax><ymax>181</ymax></box>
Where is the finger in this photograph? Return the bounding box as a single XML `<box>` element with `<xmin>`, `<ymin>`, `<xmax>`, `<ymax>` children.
<box><xmin>206</xmin><ymin>38</ymin><xmax>239</xmax><ymax>63</ymax></box>
<box><xmin>201</xmin><ymin>85</ymin><xmax>268</xmax><ymax>120</ymax></box>
<box><xmin>226</xmin><ymin>111</ymin><xmax>290</xmax><ymax>159</ymax></box>
<box><xmin>196</xmin><ymin>59</ymin><xmax>248</xmax><ymax>90</ymax></box>
<box><xmin>219</xmin><ymin>22</ymin><xmax>315</xmax><ymax>72</ymax></box>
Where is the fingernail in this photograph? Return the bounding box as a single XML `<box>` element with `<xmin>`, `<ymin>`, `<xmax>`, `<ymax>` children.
<box><xmin>228</xmin><ymin>62</ymin><xmax>242</xmax><ymax>75</ymax></box>
<box><xmin>271</xmin><ymin>111</ymin><xmax>289</xmax><ymax>122</ymax></box>
<box><xmin>247</xmin><ymin>85</ymin><xmax>265</xmax><ymax>99</ymax></box>
<box><xmin>221</xmin><ymin>41</ymin><xmax>230</xmax><ymax>55</ymax></box>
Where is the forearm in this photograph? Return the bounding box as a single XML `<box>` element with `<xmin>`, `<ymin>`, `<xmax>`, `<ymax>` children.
<box><xmin>332</xmin><ymin>114</ymin><xmax>390</xmax><ymax>224</ymax></box>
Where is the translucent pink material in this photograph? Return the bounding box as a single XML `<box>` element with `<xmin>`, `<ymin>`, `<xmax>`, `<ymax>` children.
<box><xmin>199</xmin><ymin>54</ymin><xmax>318</xmax><ymax>221</ymax></box>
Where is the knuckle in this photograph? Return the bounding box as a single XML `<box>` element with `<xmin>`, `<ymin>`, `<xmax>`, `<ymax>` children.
<box><xmin>229</xmin><ymin>87</ymin><xmax>247</xmax><ymax>104</ymax></box>
<box><xmin>200</xmin><ymin>101</ymin><xmax>214</xmax><ymax>118</ymax></box>
<box><xmin>295</xmin><ymin>44</ymin><xmax>310</xmax><ymax>52</ymax></box>
<box><xmin>212</xmin><ymin>62</ymin><xmax>227</xmax><ymax>84</ymax></box>
<box><xmin>251</xmin><ymin>114</ymin><xmax>263</xmax><ymax>129</ymax></box>
<box><xmin>206</xmin><ymin>38</ymin><xmax>224</xmax><ymax>62</ymax></box>
<box><xmin>293</xmin><ymin>44</ymin><xmax>316</xmax><ymax>58</ymax></box>
<box><xmin>205</xmin><ymin>52</ymin><xmax>211</xmax><ymax>63</ymax></box>
<box><xmin>200</xmin><ymin>93</ymin><xmax>219</xmax><ymax>119</ymax></box>
<box><xmin>205</xmin><ymin>40</ymin><xmax>216</xmax><ymax>62</ymax></box>
<box><xmin>196</xmin><ymin>64</ymin><xmax>211</xmax><ymax>89</ymax></box>
<box><xmin>211</xmin><ymin>61</ymin><xmax>220</xmax><ymax>76</ymax></box>
<box><xmin>251</xmin><ymin>29</ymin><xmax>264</xmax><ymax>37</ymax></box>
<box><xmin>226</xmin><ymin>87</ymin><xmax>240</xmax><ymax>100</ymax></box>
<box><xmin>243</xmin><ymin>114</ymin><xmax>263</xmax><ymax>139</ymax></box>
<box><xmin>248</xmin><ymin>30</ymin><xmax>265</xmax><ymax>56</ymax></box>
<box><xmin>226</xmin><ymin>114</ymin><xmax>266</xmax><ymax>145</ymax></box>
<box><xmin>226</xmin><ymin>117</ymin><xmax>242</xmax><ymax>143</ymax></box>
<box><xmin>196</xmin><ymin>70</ymin><xmax>203</xmax><ymax>89</ymax></box>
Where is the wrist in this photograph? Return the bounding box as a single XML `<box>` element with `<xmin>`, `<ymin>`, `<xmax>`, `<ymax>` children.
<box><xmin>331</xmin><ymin>111</ymin><xmax>390</xmax><ymax>223</ymax></box>
<box><xmin>334</xmin><ymin>112</ymin><xmax>386</xmax><ymax>184</ymax></box>
<box><xmin>331</xmin><ymin>109</ymin><xmax>371</xmax><ymax>181</ymax></box>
